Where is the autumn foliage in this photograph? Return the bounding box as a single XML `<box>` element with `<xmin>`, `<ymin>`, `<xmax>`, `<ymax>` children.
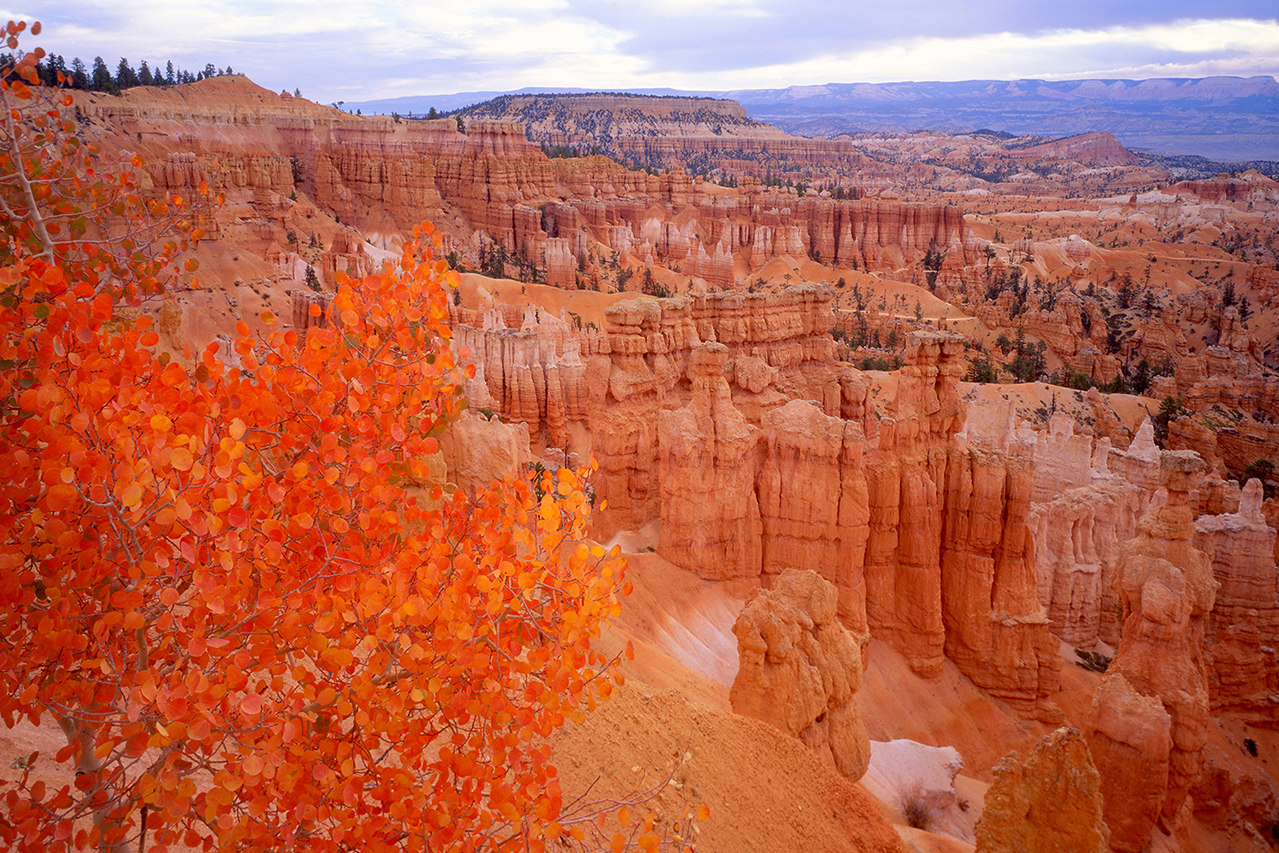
<box><xmin>0</xmin><ymin>21</ymin><xmax>636</xmax><ymax>853</ymax></box>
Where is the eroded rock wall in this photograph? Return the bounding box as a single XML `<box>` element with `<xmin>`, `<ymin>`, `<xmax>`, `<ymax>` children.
<box><xmin>1195</xmin><ymin>479</ymin><xmax>1279</xmax><ymax>724</ymax></box>
<box><xmin>941</xmin><ymin>444</ymin><xmax>1063</xmax><ymax>721</ymax></box>
<box><xmin>757</xmin><ymin>400</ymin><xmax>871</xmax><ymax>641</ymax></box>
<box><xmin>1087</xmin><ymin>452</ymin><xmax>1218</xmax><ymax>852</ymax></box>
<box><xmin>863</xmin><ymin>333</ymin><xmax>964</xmax><ymax>678</ymax></box>
<box><xmin>658</xmin><ymin>343</ymin><xmax>763</xmax><ymax>580</ymax></box>
<box><xmin>452</xmin><ymin>306</ymin><xmax>599</xmax><ymax>459</ymax></box>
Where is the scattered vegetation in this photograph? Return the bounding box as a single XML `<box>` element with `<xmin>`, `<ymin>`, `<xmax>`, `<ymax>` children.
<box><xmin>858</xmin><ymin>355</ymin><xmax>903</xmax><ymax>372</ymax></box>
<box><xmin>964</xmin><ymin>355</ymin><xmax>998</xmax><ymax>384</ymax></box>
<box><xmin>1074</xmin><ymin>649</ymin><xmax>1113</xmax><ymax>674</ymax></box>
<box><xmin>1153</xmin><ymin>396</ymin><xmax>1188</xmax><ymax>445</ymax></box>
<box><xmin>921</xmin><ymin>239</ymin><xmax>946</xmax><ymax>293</ymax></box>
<box><xmin>899</xmin><ymin>786</ymin><xmax>934</xmax><ymax>831</ymax></box>
<box><xmin>1245</xmin><ymin>458</ymin><xmax>1275</xmax><ymax>484</ymax></box>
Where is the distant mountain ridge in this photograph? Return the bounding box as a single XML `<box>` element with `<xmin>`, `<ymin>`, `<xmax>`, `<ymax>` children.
<box><xmin>729</xmin><ymin>76</ymin><xmax>1279</xmax><ymax>162</ymax></box>
<box><xmin>347</xmin><ymin>76</ymin><xmax>1279</xmax><ymax>162</ymax></box>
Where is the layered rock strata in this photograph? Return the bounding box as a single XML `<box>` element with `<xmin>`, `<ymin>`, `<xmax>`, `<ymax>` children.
<box><xmin>940</xmin><ymin>441</ymin><xmax>1063</xmax><ymax>721</ymax></box>
<box><xmin>863</xmin><ymin>333</ymin><xmax>965</xmax><ymax>678</ymax></box>
<box><xmin>457</xmin><ymin>293</ymin><xmax>1067</xmax><ymax>720</ymax></box>
<box><xmin>588</xmin><ymin>288</ymin><xmax>842</xmax><ymax>537</ymax></box>
<box><xmin>452</xmin><ymin>306</ymin><xmax>598</xmax><ymax>458</ymax></box>
<box><xmin>757</xmin><ymin>400</ymin><xmax>871</xmax><ymax>641</ymax></box>
<box><xmin>1030</xmin><ymin>477</ymin><xmax>1146</xmax><ymax>648</ymax></box>
<box><xmin>859</xmin><ymin>333</ymin><xmax>1064</xmax><ymax>717</ymax></box>
<box><xmin>82</xmin><ymin>79</ymin><xmax>984</xmax><ymax>295</ymax></box>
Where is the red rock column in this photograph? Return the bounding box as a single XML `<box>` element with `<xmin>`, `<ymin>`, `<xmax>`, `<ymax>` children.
<box><xmin>1087</xmin><ymin>451</ymin><xmax>1217</xmax><ymax>852</ymax></box>
<box><xmin>1194</xmin><ymin>478</ymin><xmax>1279</xmax><ymax>724</ymax></box>
<box><xmin>730</xmin><ymin>569</ymin><xmax>870</xmax><ymax>780</ymax></box>
<box><xmin>941</xmin><ymin>446</ymin><xmax>1063</xmax><ymax>722</ymax></box>
<box><xmin>757</xmin><ymin>399</ymin><xmax>870</xmax><ymax>643</ymax></box>
<box><xmin>657</xmin><ymin>342</ymin><xmax>762</xmax><ymax>580</ymax></box>
<box><xmin>865</xmin><ymin>331</ymin><xmax>966</xmax><ymax>677</ymax></box>
<box><xmin>974</xmin><ymin>727</ymin><xmax>1110</xmax><ymax>853</ymax></box>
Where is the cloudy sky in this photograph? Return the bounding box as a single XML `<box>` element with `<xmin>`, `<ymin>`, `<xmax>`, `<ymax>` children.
<box><xmin>11</xmin><ymin>1</ymin><xmax>1279</xmax><ymax>103</ymax></box>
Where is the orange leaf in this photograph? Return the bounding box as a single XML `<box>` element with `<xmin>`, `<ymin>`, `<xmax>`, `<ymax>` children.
<box><xmin>610</xmin><ymin>833</ymin><xmax>625</xmax><ymax>853</ymax></box>
<box><xmin>170</xmin><ymin>447</ymin><xmax>194</xmax><ymax>471</ymax></box>
<box><xmin>239</xmin><ymin>694</ymin><xmax>264</xmax><ymax>715</ymax></box>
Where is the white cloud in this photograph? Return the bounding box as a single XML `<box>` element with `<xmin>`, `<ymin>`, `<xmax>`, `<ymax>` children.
<box><xmin>690</xmin><ymin>18</ymin><xmax>1279</xmax><ymax>88</ymax></box>
<box><xmin>10</xmin><ymin>3</ymin><xmax>1279</xmax><ymax>101</ymax></box>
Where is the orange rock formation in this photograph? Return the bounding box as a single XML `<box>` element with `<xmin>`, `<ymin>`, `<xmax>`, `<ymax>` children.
<box><xmin>1195</xmin><ymin>479</ymin><xmax>1279</xmax><ymax>724</ymax></box>
<box><xmin>974</xmin><ymin>727</ymin><xmax>1110</xmax><ymax>853</ymax></box>
<box><xmin>658</xmin><ymin>343</ymin><xmax>762</xmax><ymax>579</ymax></box>
<box><xmin>730</xmin><ymin>569</ymin><xmax>871</xmax><ymax>781</ymax></box>
<box><xmin>1087</xmin><ymin>452</ymin><xmax>1218</xmax><ymax>852</ymax></box>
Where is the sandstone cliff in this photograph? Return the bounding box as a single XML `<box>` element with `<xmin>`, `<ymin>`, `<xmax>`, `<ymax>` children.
<box><xmin>1195</xmin><ymin>479</ymin><xmax>1279</xmax><ymax>724</ymax></box>
<box><xmin>78</xmin><ymin>78</ymin><xmax>985</xmax><ymax>311</ymax></box>
<box><xmin>658</xmin><ymin>343</ymin><xmax>763</xmax><ymax>580</ymax></box>
<box><xmin>1087</xmin><ymin>452</ymin><xmax>1218</xmax><ymax>852</ymax></box>
<box><xmin>758</xmin><ymin>400</ymin><xmax>871</xmax><ymax>641</ymax></box>
<box><xmin>455</xmin><ymin>92</ymin><xmax>878</xmax><ymax>180</ymax></box>
<box><xmin>865</xmin><ymin>333</ymin><xmax>1063</xmax><ymax>719</ymax></box>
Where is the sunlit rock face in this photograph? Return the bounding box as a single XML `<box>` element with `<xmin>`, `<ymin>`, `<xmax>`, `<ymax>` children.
<box><xmin>975</xmin><ymin>727</ymin><xmax>1110</xmax><ymax>853</ymax></box>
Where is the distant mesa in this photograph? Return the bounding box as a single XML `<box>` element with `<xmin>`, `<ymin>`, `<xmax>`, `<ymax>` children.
<box><xmin>348</xmin><ymin>76</ymin><xmax>1279</xmax><ymax>162</ymax></box>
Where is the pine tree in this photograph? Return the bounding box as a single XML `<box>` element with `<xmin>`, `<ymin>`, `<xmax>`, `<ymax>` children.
<box><xmin>90</xmin><ymin>56</ymin><xmax>115</xmax><ymax>92</ymax></box>
<box><xmin>70</xmin><ymin>57</ymin><xmax>88</xmax><ymax>89</ymax></box>
<box><xmin>115</xmin><ymin>57</ymin><xmax>139</xmax><ymax>89</ymax></box>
